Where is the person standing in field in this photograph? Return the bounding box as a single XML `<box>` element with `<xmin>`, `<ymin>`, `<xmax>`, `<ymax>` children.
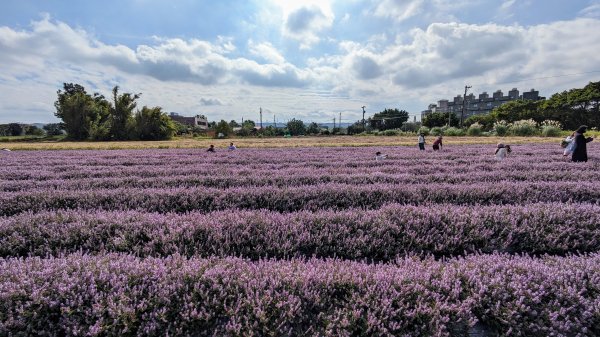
<box><xmin>418</xmin><ymin>133</ymin><xmax>426</xmax><ymax>151</ymax></box>
<box><xmin>432</xmin><ymin>136</ymin><xmax>443</xmax><ymax>151</ymax></box>
<box><xmin>572</xmin><ymin>125</ymin><xmax>594</xmax><ymax>162</ymax></box>
<box><xmin>495</xmin><ymin>143</ymin><xmax>511</xmax><ymax>161</ymax></box>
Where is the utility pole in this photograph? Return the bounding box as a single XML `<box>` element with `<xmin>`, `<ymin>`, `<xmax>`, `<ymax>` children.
<box><xmin>361</xmin><ymin>106</ymin><xmax>366</xmax><ymax>129</ymax></box>
<box><xmin>273</xmin><ymin>114</ymin><xmax>276</xmax><ymax>128</ymax></box>
<box><xmin>460</xmin><ymin>85</ymin><xmax>471</xmax><ymax>128</ymax></box>
<box><xmin>339</xmin><ymin>112</ymin><xmax>342</xmax><ymax>128</ymax></box>
<box><xmin>259</xmin><ymin>107</ymin><xmax>263</xmax><ymax>129</ymax></box>
<box><xmin>333</xmin><ymin>117</ymin><xmax>336</xmax><ymax>130</ymax></box>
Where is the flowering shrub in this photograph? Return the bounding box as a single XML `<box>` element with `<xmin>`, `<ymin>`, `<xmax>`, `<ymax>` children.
<box><xmin>466</xmin><ymin>122</ymin><xmax>483</xmax><ymax>136</ymax></box>
<box><xmin>492</xmin><ymin>120</ymin><xmax>509</xmax><ymax>136</ymax></box>
<box><xmin>508</xmin><ymin>119</ymin><xmax>539</xmax><ymax>136</ymax></box>
<box><xmin>540</xmin><ymin>120</ymin><xmax>563</xmax><ymax>137</ymax></box>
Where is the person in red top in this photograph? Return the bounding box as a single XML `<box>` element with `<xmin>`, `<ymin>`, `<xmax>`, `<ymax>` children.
<box><xmin>432</xmin><ymin>136</ymin><xmax>443</xmax><ymax>151</ymax></box>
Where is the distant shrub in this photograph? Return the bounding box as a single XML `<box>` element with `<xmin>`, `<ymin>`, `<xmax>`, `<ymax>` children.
<box><xmin>430</xmin><ymin>127</ymin><xmax>443</xmax><ymax>136</ymax></box>
<box><xmin>508</xmin><ymin>119</ymin><xmax>539</xmax><ymax>136</ymax></box>
<box><xmin>466</xmin><ymin>123</ymin><xmax>483</xmax><ymax>136</ymax></box>
<box><xmin>444</xmin><ymin>127</ymin><xmax>465</xmax><ymax>136</ymax></box>
<box><xmin>493</xmin><ymin>120</ymin><xmax>509</xmax><ymax>136</ymax></box>
<box><xmin>417</xmin><ymin>126</ymin><xmax>430</xmax><ymax>136</ymax></box>
<box><xmin>540</xmin><ymin>120</ymin><xmax>562</xmax><ymax>137</ymax></box>
<box><xmin>383</xmin><ymin>129</ymin><xmax>399</xmax><ymax>136</ymax></box>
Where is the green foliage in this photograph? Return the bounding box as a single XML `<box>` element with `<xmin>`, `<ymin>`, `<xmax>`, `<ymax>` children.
<box><xmin>400</xmin><ymin>122</ymin><xmax>420</xmax><ymax>132</ymax></box>
<box><xmin>430</xmin><ymin>127</ymin><xmax>443</xmax><ymax>136</ymax></box>
<box><xmin>43</xmin><ymin>123</ymin><xmax>65</xmax><ymax>136</ymax></box>
<box><xmin>464</xmin><ymin>114</ymin><xmax>494</xmax><ymax>130</ymax></box>
<box><xmin>369</xmin><ymin>108</ymin><xmax>409</xmax><ymax>130</ymax></box>
<box><xmin>347</xmin><ymin>121</ymin><xmax>366</xmax><ymax>135</ymax></box>
<box><xmin>422</xmin><ymin>112</ymin><xmax>459</xmax><ymax>128</ymax></box>
<box><xmin>306</xmin><ymin>122</ymin><xmax>320</xmax><ymax>135</ymax></box>
<box><xmin>540</xmin><ymin>120</ymin><xmax>563</xmax><ymax>137</ymax></box>
<box><xmin>214</xmin><ymin>120</ymin><xmax>233</xmax><ymax>138</ymax></box>
<box><xmin>490</xmin><ymin>100</ymin><xmax>541</xmax><ymax>124</ymax></box>
<box><xmin>229</xmin><ymin>120</ymin><xmax>240</xmax><ymax>128</ymax></box>
<box><xmin>241</xmin><ymin>120</ymin><xmax>256</xmax><ymax>130</ymax></box>
<box><xmin>133</xmin><ymin>106</ymin><xmax>176</xmax><ymax>140</ymax></box>
<box><xmin>508</xmin><ymin>119</ymin><xmax>539</xmax><ymax>136</ymax></box>
<box><xmin>493</xmin><ymin>121</ymin><xmax>509</xmax><ymax>136</ymax></box>
<box><xmin>54</xmin><ymin>83</ymin><xmax>110</xmax><ymax>140</ymax></box>
<box><xmin>286</xmin><ymin>118</ymin><xmax>306</xmax><ymax>136</ymax></box>
<box><xmin>443</xmin><ymin>127</ymin><xmax>465</xmax><ymax>136</ymax></box>
<box><xmin>24</xmin><ymin>126</ymin><xmax>45</xmax><ymax>136</ymax></box>
<box><xmin>466</xmin><ymin>123</ymin><xmax>483</xmax><ymax>136</ymax></box>
<box><xmin>417</xmin><ymin>126</ymin><xmax>430</xmax><ymax>136</ymax></box>
<box><xmin>109</xmin><ymin>86</ymin><xmax>139</xmax><ymax>140</ymax></box>
<box><xmin>6</xmin><ymin>123</ymin><xmax>24</xmax><ymax>136</ymax></box>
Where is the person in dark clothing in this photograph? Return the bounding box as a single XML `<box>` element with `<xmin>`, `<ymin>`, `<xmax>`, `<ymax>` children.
<box><xmin>571</xmin><ymin>125</ymin><xmax>594</xmax><ymax>162</ymax></box>
<box><xmin>432</xmin><ymin>136</ymin><xmax>443</xmax><ymax>151</ymax></box>
<box><xmin>207</xmin><ymin>144</ymin><xmax>215</xmax><ymax>152</ymax></box>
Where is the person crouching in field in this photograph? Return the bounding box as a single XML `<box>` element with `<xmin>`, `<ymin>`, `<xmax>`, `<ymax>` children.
<box><xmin>375</xmin><ymin>151</ymin><xmax>387</xmax><ymax>161</ymax></box>
<box><xmin>432</xmin><ymin>136</ymin><xmax>443</xmax><ymax>151</ymax></box>
<box><xmin>207</xmin><ymin>144</ymin><xmax>215</xmax><ymax>152</ymax></box>
<box><xmin>572</xmin><ymin>125</ymin><xmax>595</xmax><ymax>162</ymax></box>
<box><xmin>495</xmin><ymin>143</ymin><xmax>511</xmax><ymax>161</ymax></box>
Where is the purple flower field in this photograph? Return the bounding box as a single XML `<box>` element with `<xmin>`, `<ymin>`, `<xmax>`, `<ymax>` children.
<box><xmin>1</xmin><ymin>144</ymin><xmax>599</xmax><ymax>336</ymax></box>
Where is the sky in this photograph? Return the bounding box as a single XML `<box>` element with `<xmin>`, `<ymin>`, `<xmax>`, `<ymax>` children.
<box><xmin>1</xmin><ymin>0</ymin><xmax>600</xmax><ymax>124</ymax></box>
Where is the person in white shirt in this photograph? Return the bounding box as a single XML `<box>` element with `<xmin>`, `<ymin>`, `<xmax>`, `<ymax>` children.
<box><xmin>418</xmin><ymin>133</ymin><xmax>426</xmax><ymax>151</ymax></box>
<box><xmin>495</xmin><ymin>143</ymin><xmax>511</xmax><ymax>161</ymax></box>
<box><xmin>375</xmin><ymin>151</ymin><xmax>387</xmax><ymax>161</ymax></box>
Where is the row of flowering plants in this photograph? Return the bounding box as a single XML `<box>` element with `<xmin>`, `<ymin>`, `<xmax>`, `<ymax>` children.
<box><xmin>1</xmin><ymin>253</ymin><xmax>598</xmax><ymax>336</ymax></box>
<box><xmin>1</xmin><ymin>203</ymin><xmax>599</xmax><ymax>259</ymax></box>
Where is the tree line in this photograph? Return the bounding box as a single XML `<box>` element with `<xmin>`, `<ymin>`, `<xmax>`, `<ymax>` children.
<box><xmin>423</xmin><ymin>81</ymin><xmax>600</xmax><ymax>131</ymax></box>
<box><xmin>54</xmin><ymin>83</ymin><xmax>176</xmax><ymax>141</ymax></box>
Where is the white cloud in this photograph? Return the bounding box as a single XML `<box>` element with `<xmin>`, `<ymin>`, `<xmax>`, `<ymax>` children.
<box><xmin>248</xmin><ymin>40</ymin><xmax>285</xmax><ymax>64</ymax></box>
<box><xmin>372</xmin><ymin>0</ymin><xmax>424</xmax><ymax>21</ymax></box>
<box><xmin>579</xmin><ymin>2</ymin><xmax>600</xmax><ymax>18</ymax></box>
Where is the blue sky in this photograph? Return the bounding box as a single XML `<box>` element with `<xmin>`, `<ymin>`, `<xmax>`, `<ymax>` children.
<box><xmin>1</xmin><ymin>0</ymin><xmax>600</xmax><ymax>124</ymax></box>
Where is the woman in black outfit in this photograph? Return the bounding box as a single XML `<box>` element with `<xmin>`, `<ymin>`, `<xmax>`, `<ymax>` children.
<box><xmin>572</xmin><ymin>125</ymin><xmax>594</xmax><ymax>162</ymax></box>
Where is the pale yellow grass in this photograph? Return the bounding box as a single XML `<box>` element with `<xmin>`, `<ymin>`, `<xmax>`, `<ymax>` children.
<box><xmin>0</xmin><ymin>136</ymin><xmax>562</xmax><ymax>151</ymax></box>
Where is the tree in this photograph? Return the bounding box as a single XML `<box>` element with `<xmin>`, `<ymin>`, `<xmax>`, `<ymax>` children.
<box><xmin>25</xmin><ymin>125</ymin><xmax>45</xmax><ymax>136</ymax></box>
<box><xmin>109</xmin><ymin>86</ymin><xmax>139</xmax><ymax>140</ymax></box>
<box><xmin>133</xmin><ymin>106</ymin><xmax>176</xmax><ymax>140</ymax></box>
<box><xmin>7</xmin><ymin>123</ymin><xmax>24</xmax><ymax>136</ymax></box>
<box><xmin>464</xmin><ymin>114</ymin><xmax>495</xmax><ymax>130</ymax></box>
<box><xmin>242</xmin><ymin>120</ymin><xmax>256</xmax><ymax>130</ymax></box>
<box><xmin>54</xmin><ymin>83</ymin><xmax>109</xmax><ymax>140</ymax></box>
<box><xmin>286</xmin><ymin>118</ymin><xmax>306</xmax><ymax>136</ymax></box>
<box><xmin>539</xmin><ymin>81</ymin><xmax>600</xmax><ymax>130</ymax></box>
<box><xmin>369</xmin><ymin>108</ymin><xmax>409</xmax><ymax>130</ymax></box>
<box><xmin>214</xmin><ymin>120</ymin><xmax>233</xmax><ymax>137</ymax></box>
<box><xmin>306</xmin><ymin>122</ymin><xmax>320</xmax><ymax>135</ymax></box>
<box><xmin>347</xmin><ymin>121</ymin><xmax>366</xmax><ymax>135</ymax></box>
<box><xmin>43</xmin><ymin>123</ymin><xmax>65</xmax><ymax>136</ymax></box>
<box><xmin>229</xmin><ymin>120</ymin><xmax>240</xmax><ymax>129</ymax></box>
<box><xmin>490</xmin><ymin>100</ymin><xmax>542</xmax><ymax>124</ymax></box>
<box><xmin>422</xmin><ymin>112</ymin><xmax>459</xmax><ymax>128</ymax></box>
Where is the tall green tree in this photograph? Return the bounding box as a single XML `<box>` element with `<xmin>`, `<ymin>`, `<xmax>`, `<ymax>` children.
<box><xmin>54</xmin><ymin>83</ymin><xmax>109</xmax><ymax>140</ymax></box>
<box><xmin>110</xmin><ymin>86</ymin><xmax>140</xmax><ymax>140</ymax></box>
<box><xmin>422</xmin><ymin>112</ymin><xmax>459</xmax><ymax>128</ymax></box>
<box><xmin>133</xmin><ymin>106</ymin><xmax>176</xmax><ymax>140</ymax></box>
<box><xmin>214</xmin><ymin>120</ymin><xmax>233</xmax><ymax>137</ymax></box>
<box><xmin>286</xmin><ymin>118</ymin><xmax>306</xmax><ymax>136</ymax></box>
<box><xmin>306</xmin><ymin>122</ymin><xmax>320</xmax><ymax>135</ymax></box>
<box><xmin>369</xmin><ymin>108</ymin><xmax>409</xmax><ymax>130</ymax></box>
